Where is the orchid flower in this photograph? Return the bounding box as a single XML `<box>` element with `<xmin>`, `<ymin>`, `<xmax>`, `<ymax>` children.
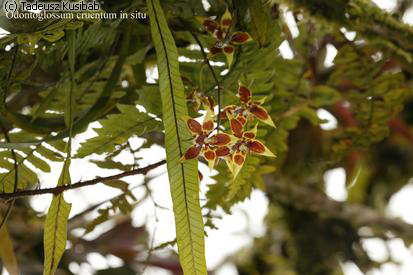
<box><xmin>181</xmin><ymin>110</ymin><xmax>233</xmax><ymax>169</ymax></box>
<box><xmin>221</xmin><ymin>82</ymin><xmax>276</xmax><ymax>128</ymax></box>
<box><xmin>226</xmin><ymin>114</ymin><xmax>275</xmax><ymax>178</ymax></box>
<box><xmin>198</xmin><ymin>9</ymin><xmax>252</xmax><ymax>67</ymax></box>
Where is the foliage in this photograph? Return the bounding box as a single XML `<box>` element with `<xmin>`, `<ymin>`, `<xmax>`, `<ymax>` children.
<box><xmin>146</xmin><ymin>0</ymin><xmax>207</xmax><ymax>273</ymax></box>
<box><xmin>0</xmin><ymin>0</ymin><xmax>413</xmax><ymax>274</ymax></box>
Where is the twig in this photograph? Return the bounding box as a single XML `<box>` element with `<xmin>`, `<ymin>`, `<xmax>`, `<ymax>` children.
<box><xmin>0</xmin><ymin>160</ymin><xmax>166</xmax><ymax>201</ymax></box>
<box><xmin>190</xmin><ymin>32</ymin><xmax>222</xmax><ymax>132</ymax></box>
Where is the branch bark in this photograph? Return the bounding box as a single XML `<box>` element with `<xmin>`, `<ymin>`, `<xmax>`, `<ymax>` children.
<box><xmin>0</xmin><ymin>160</ymin><xmax>166</xmax><ymax>201</ymax></box>
<box><xmin>266</xmin><ymin>176</ymin><xmax>413</xmax><ymax>240</ymax></box>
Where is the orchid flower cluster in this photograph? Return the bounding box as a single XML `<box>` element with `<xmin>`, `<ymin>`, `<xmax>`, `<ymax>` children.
<box><xmin>197</xmin><ymin>9</ymin><xmax>252</xmax><ymax>67</ymax></box>
<box><xmin>181</xmin><ymin>83</ymin><xmax>276</xmax><ymax>179</ymax></box>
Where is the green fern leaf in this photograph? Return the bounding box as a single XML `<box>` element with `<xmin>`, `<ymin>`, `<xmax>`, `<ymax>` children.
<box><xmin>76</xmin><ymin>104</ymin><xmax>161</xmax><ymax>157</ymax></box>
<box><xmin>43</xmin><ymin>159</ymin><xmax>71</xmax><ymax>275</ymax></box>
<box><xmin>43</xmin><ymin>193</ymin><xmax>71</xmax><ymax>275</ymax></box>
<box><xmin>147</xmin><ymin>0</ymin><xmax>207</xmax><ymax>274</ymax></box>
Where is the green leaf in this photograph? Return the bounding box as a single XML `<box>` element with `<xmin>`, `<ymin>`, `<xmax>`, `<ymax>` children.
<box><xmin>0</xmin><ymin>217</ymin><xmax>19</xmax><ymax>275</ymax></box>
<box><xmin>76</xmin><ymin>104</ymin><xmax>161</xmax><ymax>157</ymax></box>
<box><xmin>103</xmin><ymin>180</ymin><xmax>129</xmax><ymax>191</ymax></box>
<box><xmin>136</xmin><ymin>85</ymin><xmax>163</xmax><ymax>116</ymax></box>
<box><xmin>147</xmin><ymin>0</ymin><xmax>207</xmax><ymax>274</ymax></box>
<box><xmin>85</xmin><ymin>209</ymin><xmax>110</xmax><ymax>234</ymax></box>
<box><xmin>41</xmin><ymin>30</ymin><xmax>65</xmax><ymax>43</ymax></box>
<box><xmin>0</xmin><ymin>151</ymin><xmax>40</xmax><ymax>192</ymax></box>
<box><xmin>43</xmin><ymin>193</ymin><xmax>71</xmax><ymax>275</ymax></box>
<box><xmin>43</xmin><ymin>157</ymin><xmax>71</xmax><ymax>275</ymax></box>
<box><xmin>311</xmin><ymin>85</ymin><xmax>341</xmax><ymax>107</ymax></box>
<box><xmin>249</xmin><ymin>0</ymin><xmax>271</xmax><ymax>47</ymax></box>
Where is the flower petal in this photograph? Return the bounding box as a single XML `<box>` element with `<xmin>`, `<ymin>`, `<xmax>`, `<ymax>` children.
<box><xmin>214</xmin><ymin>28</ymin><xmax>225</xmax><ymax>40</ymax></box>
<box><xmin>203</xmin><ymin>120</ymin><xmax>214</xmax><ymax>132</ymax></box>
<box><xmin>255</xmin><ymin>96</ymin><xmax>267</xmax><ymax>105</ymax></box>
<box><xmin>181</xmin><ymin>145</ymin><xmax>202</xmax><ymax>161</ymax></box>
<box><xmin>234</xmin><ymin>152</ymin><xmax>246</xmax><ymax>165</ymax></box>
<box><xmin>220</xmin><ymin>9</ymin><xmax>232</xmax><ymax>33</ymax></box>
<box><xmin>230</xmin><ymin>32</ymin><xmax>252</xmax><ymax>44</ymax></box>
<box><xmin>184</xmin><ymin>116</ymin><xmax>203</xmax><ymax>135</ymax></box>
<box><xmin>249</xmin><ymin>105</ymin><xmax>276</xmax><ymax>127</ymax></box>
<box><xmin>238</xmin><ymin>83</ymin><xmax>251</xmax><ymax>103</ymax></box>
<box><xmin>203</xmin><ymin>149</ymin><xmax>216</xmax><ymax>161</ymax></box>
<box><xmin>208</xmin><ymin>46</ymin><xmax>223</xmax><ymax>56</ymax></box>
<box><xmin>229</xmin><ymin>117</ymin><xmax>244</xmax><ymax>138</ymax></box>
<box><xmin>232</xmin><ymin>152</ymin><xmax>246</xmax><ymax>178</ymax></box>
<box><xmin>202</xmin><ymin>110</ymin><xmax>215</xmax><ymax>132</ymax></box>
<box><xmin>221</xmin><ymin>105</ymin><xmax>236</xmax><ymax>119</ymax></box>
<box><xmin>215</xmin><ymin>146</ymin><xmax>231</xmax><ymax>157</ymax></box>
<box><xmin>246</xmin><ymin>140</ymin><xmax>275</xmax><ymax>157</ymax></box>
<box><xmin>243</xmin><ymin>124</ymin><xmax>258</xmax><ymax>139</ymax></box>
<box><xmin>212</xmin><ymin>133</ymin><xmax>232</xmax><ymax>146</ymax></box>
<box><xmin>202</xmin><ymin>18</ymin><xmax>219</xmax><ymax>34</ymax></box>
<box><xmin>236</xmin><ymin>114</ymin><xmax>247</xmax><ymax>125</ymax></box>
<box><xmin>223</xmin><ymin>45</ymin><xmax>234</xmax><ymax>67</ymax></box>
<box><xmin>225</xmin><ymin>155</ymin><xmax>234</xmax><ymax>173</ymax></box>
<box><xmin>203</xmin><ymin>149</ymin><xmax>217</xmax><ymax>170</ymax></box>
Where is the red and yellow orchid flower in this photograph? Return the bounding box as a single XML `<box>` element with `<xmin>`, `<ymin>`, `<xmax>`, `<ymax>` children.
<box><xmin>221</xmin><ymin>82</ymin><xmax>276</xmax><ymax>128</ymax></box>
<box><xmin>198</xmin><ymin>9</ymin><xmax>252</xmax><ymax>67</ymax></box>
<box><xmin>226</xmin><ymin>114</ymin><xmax>275</xmax><ymax>178</ymax></box>
<box><xmin>181</xmin><ymin>110</ymin><xmax>233</xmax><ymax>169</ymax></box>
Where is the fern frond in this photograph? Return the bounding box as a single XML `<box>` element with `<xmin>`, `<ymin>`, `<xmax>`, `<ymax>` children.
<box><xmin>147</xmin><ymin>0</ymin><xmax>207</xmax><ymax>274</ymax></box>
<box><xmin>76</xmin><ymin>104</ymin><xmax>161</xmax><ymax>157</ymax></box>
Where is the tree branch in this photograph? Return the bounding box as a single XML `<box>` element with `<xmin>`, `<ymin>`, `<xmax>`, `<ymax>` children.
<box><xmin>0</xmin><ymin>160</ymin><xmax>166</xmax><ymax>201</ymax></box>
<box><xmin>266</xmin><ymin>176</ymin><xmax>413</xmax><ymax>241</ymax></box>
